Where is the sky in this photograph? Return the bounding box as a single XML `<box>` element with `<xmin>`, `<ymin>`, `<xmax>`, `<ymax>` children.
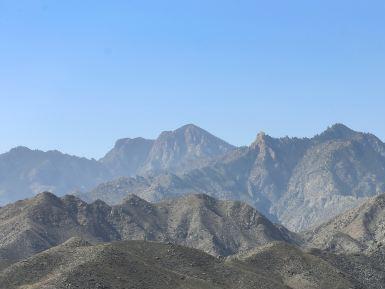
<box><xmin>1</xmin><ymin>0</ymin><xmax>385</xmax><ymax>159</ymax></box>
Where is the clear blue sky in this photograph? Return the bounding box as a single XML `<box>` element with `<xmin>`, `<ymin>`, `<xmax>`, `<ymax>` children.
<box><xmin>1</xmin><ymin>0</ymin><xmax>385</xmax><ymax>159</ymax></box>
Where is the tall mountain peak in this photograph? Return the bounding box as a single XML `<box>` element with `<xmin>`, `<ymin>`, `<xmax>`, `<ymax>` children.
<box><xmin>100</xmin><ymin>124</ymin><xmax>235</xmax><ymax>177</ymax></box>
<box><xmin>138</xmin><ymin>124</ymin><xmax>235</xmax><ymax>174</ymax></box>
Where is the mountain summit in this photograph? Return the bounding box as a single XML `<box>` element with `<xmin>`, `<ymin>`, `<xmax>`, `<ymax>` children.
<box><xmin>100</xmin><ymin>124</ymin><xmax>235</xmax><ymax>176</ymax></box>
<box><xmin>138</xmin><ymin>124</ymin><xmax>235</xmax><ymax>174</ymax></box>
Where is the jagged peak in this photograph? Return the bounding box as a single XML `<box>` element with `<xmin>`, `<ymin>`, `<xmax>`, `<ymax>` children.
<box><xmin>250</xmin><ymin>131</ymin><xmax>274</xmax><ymax>149</ymax></box>
<box><xmin>256</xmin><ymin>131</ymin><xmax>267</xmax><ymax>141</ymax></box>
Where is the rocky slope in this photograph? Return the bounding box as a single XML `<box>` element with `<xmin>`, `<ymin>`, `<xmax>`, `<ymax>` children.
<box><xmin>0</xmin><ymin>192</ymin><xmax>297</xmax><ymax>269</ymax></box>
<box><xmin>311</xmin><ymin>246</ymin><xmax>385</xmax><ymax>289</ymax></box>
<box><xmin>295</xmin><ymin>192</ymin><xmax>385</xmax><ymax>288</ymax></box>
<box><xmin>84</xmin><ymin>124</ymin><xmax>385</xmax><ymax>231</ymax></box>
<box><xmin>0</xmin><ymin>238</ymin><xmax>356</xmax><ymax>289</ymax></box>
<box><xmin>303</xmin><ymin>192</ymin><xmax>385</xmax><ymax>254</ymax></box>
<box><xmin>233</xmin><ymin>241</ymin><xmax>356</xmax><ymax>289</ymax></box>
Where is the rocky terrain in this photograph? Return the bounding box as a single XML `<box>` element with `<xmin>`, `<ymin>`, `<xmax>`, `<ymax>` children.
<box><xmin>0</xmin><ymin>238</ymin><xmax>356</xmax><ymax>289</ymax></box>
<box><xmin>311</xmin><ymin>246</ymin><xmax>385</xmax><ymax>289</ymax></box>
<box><xmin>84</xmin><ymin>124</ymin><xmax>385</xmax><ymax>231</ymax></box>
<box><xmin>0</xmin><ymin>192</ymin><xmax>297</xmax><ymax>269</ymax></box>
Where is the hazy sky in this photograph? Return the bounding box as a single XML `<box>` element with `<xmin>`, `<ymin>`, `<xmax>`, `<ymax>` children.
<box><xmin>1</xmin><ymin>0</ymin><xmax>385</xmax><ymax>158</ymax></box>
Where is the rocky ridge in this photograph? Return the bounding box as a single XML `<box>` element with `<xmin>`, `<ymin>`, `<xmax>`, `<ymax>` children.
<box><xmin>0</xmin><ymin>192</ymin><xmax>297</xmax><ymax>269</ymax></box>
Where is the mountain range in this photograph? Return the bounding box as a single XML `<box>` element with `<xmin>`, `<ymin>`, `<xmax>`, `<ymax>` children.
<box><xmin>0</xmin><ymin>124</ymin><xmax>234</xmax><ymax>205</ymax></box>
<box><xmin>2</xmin><ymin>191</ymin><xmax>385</xmax><ymax>289</ymax></box>
<box><xmin>82</xmin><ymin>123</ymin><xmax>385</xmax><ymax>231</ymax></box>
<box><xmin>2</xmin><ymin>123</ymin><xmax>385</xmax><ymax>288</ymax></box>
<box><xmin>1</xmin><ymin>123</ymin><xmax>385</xmax><ymax>232</ymax></box>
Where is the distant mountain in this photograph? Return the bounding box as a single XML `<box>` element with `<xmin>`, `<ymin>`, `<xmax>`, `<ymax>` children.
<box><xmin>138</xmin><ymin>124</ymin><xmax>236</xmax><ymax>173</ymax></box>
<box><xmin>100</xmin><ymin>124</ymin><xmax>236</xmax><ymax>176</ymax></box>
<box><xmin>0</xmin><ymin>238</ymin><xmax>356</xmax><ymax>289</ymax></box>
<box><xmin>83</xmin><ymin>124</ymin><xmax>385</xmax><ymax>231</ymax></box>
<box><xmin>0</xmin><ymin>121</ymin><xmax>244</xmax><ymax>207</ymax></box>
<box><xmin>2</xmin><ymin>123</ymin><xmax>385</xmax><ymax>232</ymax></box>
<box><xmin>0</xmin><ymin>147</ymin><xmax>111</xmax><ymax>205</ymax></box>
<box><xmin>0</xmin><ymin>124</ymin><xmax>235</xmax><ymax>205</ymax></box>
<box><xmin>0</xmin><ymin>192</ymin><xmax>297</xmax><ymax>269</ymax></box>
